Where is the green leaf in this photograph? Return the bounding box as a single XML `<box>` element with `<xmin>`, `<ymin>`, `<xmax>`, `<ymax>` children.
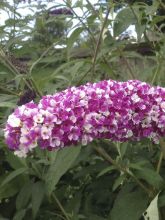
<box><xmin>0</xmin><ymin>102</ymin><xmax>16</xmax><ymax>108</ymax></box>
<box><xmin>120</xmin><ymin>143</ymin><xmax>128</xmax><ymax>158</ymax></box>
<box><xmin>135</xmin><ymin>23</ymin><xmax>145</xmax><ymax>42</ymax></box>
<box><xmin>6</xmin><ymin>152</ymin><xmax>27</xmax><ymax>170</ymax></box>
<box><xmin>0</xmin><ymin>94</ymin><xmax>17</xmax><ymax>103</ymax></box>
<box><xmin>145</xmin><ymin>1</ymin><xmax>159</xmax><ymax>15</ymax></box>
<box><xmin>13</xmin><ymin>209</ymin><xmax>26</xmax><ymax>220</ymax></box>
<box><xmin>158</xmin><ymin>190</ymin><xmax>165</xmax><ymax>207</ymax></box>
<box><xmin>129</xmin><ymin>160</ymin><xmax>151</xmax><ymax>170</ymax></box>
<box><xmin>97</xmin><ymin>165</ymin><xmax>116</xmax><ymax>177</ymax></box>
<box><xmin>45</xmin><ymin>146</ymin><xmax>81</xmax><ymax>195</ymax></box>
<box><xmin>0</xmin><ymin>217</ymin><xmax>9</xmax><ymax>220</ymax></box>
<box><xmin>112</xmin><ymin>174</ymin><xmax>126</xmax><ymax>191</ymax></box>
<box><xmin>130</xmin><ymin>167</ymin><xmax>164</xmax><ymax>189</ymax></box>
<box><xmin>16</xmin><ymin>181</ymin><xmax>32</xmax><ymax>210</ymax></box>
<box><xmin>87</xmin><ymin>214</ymin><xmax>106</xmax><ymax>220</ymax></box>
<box><xmin>46</xmin><ymin>150</ymin><xmax>58</xmax><ymax>164</ymax></box>
<box><xmin>1</xmin><ymin>168</ymin><xmax>28</xmax><ymax>187</ymax></box>
<box><xmin>73</xmin><ymin>0</ymin><xmax>83</xmax><ymax>9</ymax></box>
<box><xmin>0</xmin><ymin>71</ymin><xmax>7</xmax><ymax>75</ymax></box>
<box><xmin>32</xmin><ymin>181</ymin><xmax>45</xmax><ymax>219</ymax></box>
<box><xmin>67</xmin><ymin>27</ymin><xmax>84</xmax><ymax>50</ymax></box>
<box><xmin>109</xmin><ymin>184</ymin><xmax>148</xmax><ymax>220</ymax></box>
<box><xmin>113</xmin><ymin>8</ymin><xmax>136</xmax><ymax>37</ymax></box>
<box><xmin>65</xmin><ymin>191</ymin><xmax>82</xmax><ymax>215</ymax></box>
<box><xmin>51</xmin><ymin>60</ymin><xmax>79</xmax><ymax>78</ymax></box>
<box><xmin>14</xmin><ymin>75</ymin><xmax>24</xmax><ymax>89</ymax></box>
<box><xmin>0</xmin><ymin>181</ymin><xmax>19</xmax><ymax>200</ymax></box>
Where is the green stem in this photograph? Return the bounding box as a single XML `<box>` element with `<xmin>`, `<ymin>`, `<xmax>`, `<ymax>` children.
<box><xmin>156</xmin><ymin>139</ymin><xmax>165</xmax><ymax>174</ymax></box>
<box><xmin>64</xmin><ymin>0</ymin><xmax>96</xmax><ymax>45</ymax></box>
<box><xmin>127</xmin><ymin>170</ymin><xmax>153</xmax><ymax>198</ymax></box>
<box><xmin>52</xmin><ymin>193</ymin><xmax>70</xmax><ymax>220</ymax></box>
<box><xmin>151</xmin><ymin>57</ymin><xmax>162</xmax><ymax>85</ymax></box>
<box><xmin>76</xmin><ymin>68</ymin><xmax>92</xmax><ymax>85</ymax></box>
<box><xmin>29</xmin><ymin>43</ymin><xmax>56</xmax><ymax>75</ymax></box>
<box><xmin>0</xmin><ymin>84</ymin><xmax>19</xmax><ymax>96</ymax></box>
<box><xmin>92</xmin><ymin>7</ymin><xmax>111</xmax><ymax>76</ymax></box>
<box><xmin>160</xmin><ymin>139</ymin><xmax>165</xmax><ymax>158</ymax></box>
<box><xmin>13</xmin><ymin>0</ymin><xmax>16</xmax><ymax>41</ymax></box>
<box><xmin>156</xmin><ymin>152</ymin><xmax>163</xmax><ymax>173</ymax></box>
<box><xmin>102</xmin><ymin>56</ymin><xmax>116</xmax><ymax>79</ymax></box>
<box><xmin>64</xmin><ymin>1</ymin><xmax>115</xmax><ymax>81</ymax></box>
<box><xmin>118</xmin><ymin>49</ymin><xmax>135</xmax><ymax>79</ymax></box>
<box><xmin>45</xmin><ymin>211</ymin><xmax>66</xmax><ymax>220</ymax></box>
<box><xmin>93</xmin><ymin>145</ymin><xmax>120</xmax><ymax>168</ymax></box>
<box><xmin>93</xmin><ymin>145</ymin><xmax>152</xmax><ymax>196</ymax></box>
<box><xmin>158</xmin><ymin>0</ymin><xmax>165</xmax><ymax>10</ymax></box>
<box><xmin>86</xmin><ymin>0</ymin><xmax>99</xmax><ymax>16</ymax></box>
<box><xmin>0</xmin><ymin>52</ymin><xmax>17</xmax><ymax>76</ymax></box>
<box><xmin>29</xmin><ymin>76</ymin><xmax>42</xmax><ymax>97</ymax></box>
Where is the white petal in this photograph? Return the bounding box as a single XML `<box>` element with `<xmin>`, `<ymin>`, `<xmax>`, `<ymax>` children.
<box><xmin>7</xmin><ymin>115</ymin><xmax>21</xmax><ymax>127</ymax></box>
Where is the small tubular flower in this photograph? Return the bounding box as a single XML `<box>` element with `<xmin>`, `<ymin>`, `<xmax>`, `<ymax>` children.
<box><xmin>4</xmin><ymin>80</ymin><xmax>165</xmax><ymax>157</ymax></box>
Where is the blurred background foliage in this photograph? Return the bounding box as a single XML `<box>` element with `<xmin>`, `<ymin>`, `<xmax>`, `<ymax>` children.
<box><xmin>0</xmin><ymin>0</ymin><xmax>165</xmax><ymax>219</ymax></box>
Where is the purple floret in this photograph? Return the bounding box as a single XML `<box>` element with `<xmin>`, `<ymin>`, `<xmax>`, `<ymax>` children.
<box><xmin>49</xmin><ymin>8</ymin><xmax>73</xmax><ymax>16</ymax></box>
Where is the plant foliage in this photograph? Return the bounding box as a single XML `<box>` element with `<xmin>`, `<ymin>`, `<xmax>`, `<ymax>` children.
<box><xmin>0</xmin><ymin>0</ymin><xmax>165</xmax><ymax>219</ymax></box>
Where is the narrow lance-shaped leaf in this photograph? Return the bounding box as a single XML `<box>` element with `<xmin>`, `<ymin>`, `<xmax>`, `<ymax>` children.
<box><xmin>113</xmin><ymin>8</ymin><xmax>136</xmax><ymax>37</ymax></box>
<box><xmin>32</xmin><ymin>181</ymin><xmax>45</xmax><ymax>219</ymax></box>
<box><xmin>67</xmin><ymin>27</ymin><xmax>84</xmax><ymax>51</ymax></box>
<box><xmin>109</xmin><ymin>184</ymin><xmax>149</xmax><ymax>220</ymax></box>
<box><xmin>13</xmin><ymin>209</ymin><xmax>26</xmax><ymax>220</ymax></box>
<box><xmin>129</xmin><ymin>165</ymin><xmax>164</xmax><ymax>189</ymax></box>
<box><xmin>1</xmin><ymin>168</ymin><xmax>28</xmax><ymax>187</ymax></box>
<box><xmin>45</xmin><ymin>146</ymin><xmax>81</xmax><ymax>196</ymax></box>
<box><xmin>16</xmin><ymin>181</ymin><xmax>32</xmax><ymax>210</ymax></box>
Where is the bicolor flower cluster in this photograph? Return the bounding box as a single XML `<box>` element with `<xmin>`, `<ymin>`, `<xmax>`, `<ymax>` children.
<box><xmin>49</xmin><ymin>8</ymin><xmax>73</xmax><ymax>16</ymax></box>
<box><xmin>4</xmin><ymin>80</ymin><xmax>165</xmax><ymax>157</ymax></box>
